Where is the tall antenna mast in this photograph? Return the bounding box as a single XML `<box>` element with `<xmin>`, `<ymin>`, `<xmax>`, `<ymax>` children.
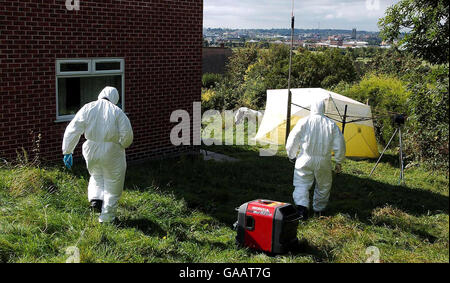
<box><xmin>285</xmin><ymin>0</ymin><xmax>295</xmax><ymax>143</ymax></box>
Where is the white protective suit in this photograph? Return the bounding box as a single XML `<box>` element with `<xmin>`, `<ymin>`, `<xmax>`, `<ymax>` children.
<box><xmin>286</xmin><ymin>99</ymin><xmax>346</xmax><ymax>212</ymax></box>
<box><xmin>62</xmin><ymin>87</ymin><xmax>133</xmax><ymax>223</ymax></box>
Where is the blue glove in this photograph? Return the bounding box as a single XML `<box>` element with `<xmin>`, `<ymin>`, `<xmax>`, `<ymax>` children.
<box><xmin>63</xmin><ymin>154</ymin><xmax>73</xmax><ymax>169</ymax></box>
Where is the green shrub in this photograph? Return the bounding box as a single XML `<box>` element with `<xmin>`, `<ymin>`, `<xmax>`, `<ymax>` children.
<box><xmin>404</xmin><ymin>64</ymin><xmax>449</xmax><ymax>170</ymax></box>
<box><xmin>333</xmin><ymin>73</ymin><xmax>410</xmax><ymax>146</ymax></box>
<box><xmin>241</xmin><ymin>78</ymin><xmax>267</xmax><ymax>109</ymax></box>
<box><xmin>226</xmin><ymin>46</ymin><xmax>259</xmax><ymax>85</ymax></box>
<box><xmin>201</xmin><ymin>88</ymin><xmax>221</xmax><ymax>111</ymax></box>
<box><xmin>201</xmin><ymin>47</ymin><xmax>259</xmax><ymax>111</ymax></box>
<box><xmin>202</xmin><ymin>73</ymin><xmax>222</xmax><ymax>89</ymax></box>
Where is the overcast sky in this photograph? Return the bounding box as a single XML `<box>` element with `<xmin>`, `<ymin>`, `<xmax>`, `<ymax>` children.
<box><xmin>204</xmin><ymin>0</ymin><xmax>400</xmax><ymax>32</ymax></box>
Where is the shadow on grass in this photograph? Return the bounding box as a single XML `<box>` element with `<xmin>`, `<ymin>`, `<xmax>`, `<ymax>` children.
<box><xmin>296</xmin><ymin>238</ymin><xmax>332</xmax><ymax>262</ymax></box>
<box><xmin>66</xmin><ymin>147</ymin><xmax>448</xmax><ymax>260</ymax></box>
<box><xmin>117</xmin><ymin>218</ymin><xmax>167</xmax><ymax>238</ymax></box>
<box><xmin>329</xmin><ymin>172</ymin><xmax>448</xmax><ymax>218</ymax></box>
<box><xmin>362</xmin><ymin>152</ymin><xmax>402</xmax><ymax>168</ymax></box>
<box><xmin>124</xmin><ymin>152</ymin><xmax>448</xmax><ymax>227</ymax></box>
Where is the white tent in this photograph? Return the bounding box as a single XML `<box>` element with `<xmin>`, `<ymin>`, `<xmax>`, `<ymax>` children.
<box><xmin>255</xmin><ymin>88</ymin><xmax>380</xmax><ymax>158</ymax></box>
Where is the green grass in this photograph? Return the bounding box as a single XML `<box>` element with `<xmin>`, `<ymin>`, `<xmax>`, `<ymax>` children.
<box><xmin>0</xmin><ymin>145</ymin><xmax>448</xmax><ymax>263</ymax></box>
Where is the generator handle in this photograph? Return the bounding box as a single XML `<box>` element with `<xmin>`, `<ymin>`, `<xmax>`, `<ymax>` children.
<box><xmin>245</xmin><ymin>216</ymin><xmax>255</xmax><ymax>231</ymax></box>
<box><xmin>287</xmin><ymin>216</ymin><xmax>302</xmax><ymax>222</ymax></box>
<box><xmin>283</xmin><ymin>213</ymin><xmax>302</xmax><ymax>223</ymax></box>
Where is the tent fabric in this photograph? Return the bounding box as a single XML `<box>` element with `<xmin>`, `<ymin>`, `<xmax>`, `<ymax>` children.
<box><xmin>255</xmin><ymin>88</ymin><xmax>380</xmax><ymax>158</ymax></box>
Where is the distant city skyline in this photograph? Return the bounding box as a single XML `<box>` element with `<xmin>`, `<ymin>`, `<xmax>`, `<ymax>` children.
<box><xmin>204</xmin><ymin>0</ymin><xmax>400</xmax><ymax>32</ymax></box>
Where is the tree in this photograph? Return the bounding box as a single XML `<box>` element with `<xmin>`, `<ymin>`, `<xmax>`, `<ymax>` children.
<box><xmin>404</xmin><ymin>64</ymin><xmax>449</xmax><ymax>169</ymax></box>
<box><xmin>332</xmin><ymin>73</ymin><xmax>410</xmax><ymax>146</ymax></box>
<box><xmin>292</xmin><ymin>48</ymin><xmax>357</xmax><ymax>88</ymax></box>
<box><xmin>378</xmin><ymin>0</ymin><xmax>449</xmax><ymax>64</ymax></box>
<box><xmin>239</xmin><ymin>47</ymin><xmax>358</xmax><ymax>109</ymax></box>
<box><xmin>367</xmin><ymin>47</ymin><xmax>423</xmax><ymax>77</ymax></box>
<box><xmin>240</xmin><ymin>44</ymin><xmax>291</xmax><ymax>108</ymax></box>
<box><xmin>225</xmin><ymin>46</ymin><xmax>259</xmax><ymax>85</ymax></box>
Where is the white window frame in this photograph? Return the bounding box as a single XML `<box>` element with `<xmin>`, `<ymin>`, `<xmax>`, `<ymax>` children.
<box><xmin>93</xmin><ymin>58</ymin><xmax>125</xmax><ymax>74</ymax></box>
<box><xmin>55</xmin><ymin>58</ymin><xmax>125</xmax><ymax>122</ymax></box>
<box><xmin>56</xmin><ymin>59</ymin><xmax>92</xmax><ymax>76</ymax></box>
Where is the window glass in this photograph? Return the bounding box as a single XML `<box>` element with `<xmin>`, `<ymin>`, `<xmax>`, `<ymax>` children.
<box><xmin>60</xmin><ymin>62</ymin><xmax>89</xmax><ymax>72</ymax></box>
<box><xmin>96</xmin><ymin>61</ymin><xmax>121</xmax><ymax>71</ymax></box>
<box><xmin>58</xmin><ymin>75</ymin><xmax>122</xmax><ymax>116</ymax></box>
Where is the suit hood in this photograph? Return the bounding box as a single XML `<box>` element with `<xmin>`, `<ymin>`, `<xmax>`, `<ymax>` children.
<box><xmin>310</xmin><ymin>99</ymin><xmax>325</xmax><ymax>116</ymax></box>
<box><xmin>98</xmin><ymin>87</ymin><xmax>119</xmax><ymax>105</ymax></box>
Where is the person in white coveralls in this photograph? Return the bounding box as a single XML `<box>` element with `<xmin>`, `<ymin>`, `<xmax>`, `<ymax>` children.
<box><xmin>62</xmin><ymin>87</ymin><xmax>133</xmax><ymax>223</ymax></box>
<box><xmin>286</xmin><ymin>98</ymin><xmax>346</xmax><ymax>220</ymax></box>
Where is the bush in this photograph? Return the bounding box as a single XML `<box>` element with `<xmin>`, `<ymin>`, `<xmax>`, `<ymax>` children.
<box><xmin>333</xmin><ymin>73</ymin><xmax>410</xmax><ymax>146</ymax></box>
<box><xmin>202</xmin><ymin>73</ymin><xmax>222</xmax><ymax>89</ymax></box>
<box><xmin>404</xmin><ymin>65</ymin><xmax>449</xmax><ymax>170</ymax></box>
<box><xmin>226</xmin><ymin>46</ymin><xmax>259</xmax><ymax>85</ymax></box>
<box><xmin>201</xmin><ymin>88</ymin><xmax>220</xmax><ymax>111</ymax></box>
<box><xmin>241</xmin><ymin>78</ymin><xmax>267</xmax><ymax>109</ymax></box>
<box><xmin>201</xmin><ymin>78</ymin><xmax>244</xmax><ymax>111</ymax></box>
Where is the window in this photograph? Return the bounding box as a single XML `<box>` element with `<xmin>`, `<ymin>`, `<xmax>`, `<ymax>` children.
<box><xmin>56</xmin><ymin>58</ymin><xmax>125</xmax><ymax>121</ymax></box>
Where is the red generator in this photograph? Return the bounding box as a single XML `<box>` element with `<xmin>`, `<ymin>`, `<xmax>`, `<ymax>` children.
<box><xmin>235</xmin><ymin>200</ymin><xmax>300</xmax><ymax>254</ymax></box>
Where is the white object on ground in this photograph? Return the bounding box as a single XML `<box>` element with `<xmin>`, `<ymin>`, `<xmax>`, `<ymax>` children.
<box><xmin>234</xmin><ymin>107</ymin><xmax>264</xmax><ymax>125</ymax></box>
<box><xmin>201</xmin><ymin>150</ymin><xmax>239</xmax><ymax>162</ymax></box>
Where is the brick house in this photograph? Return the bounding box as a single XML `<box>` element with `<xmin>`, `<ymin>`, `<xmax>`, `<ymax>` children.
<box><xmin>0</xmin><ymin>0</ymin><xmax>203</xmax><ymax>163</ymax></box>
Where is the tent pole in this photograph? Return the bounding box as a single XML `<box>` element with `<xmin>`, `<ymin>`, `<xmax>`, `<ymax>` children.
<box><xmin>341</xmin><ymin>105</ymin><xmax>348</xmax><ymax>134</ymax></box>
<box><xmin>285</xmin><ymin>0</ymin><xmax>295</xmax><ymax>143</ymax></box>
<box><xmin>369</xmin><ymin>128</ymin><xmax>399</xmax><ymax>178</ymax></box>
<box><xmin>399</xmin><ymin>127</ymin><xmax>405</xmax><ymax>185</ymax></box>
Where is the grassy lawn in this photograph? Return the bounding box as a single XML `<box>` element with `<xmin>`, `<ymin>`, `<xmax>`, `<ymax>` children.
<box><xmin>0</xmin><ymin>145</ymin><xmax>448</xmax><ymax>263</ymax></box>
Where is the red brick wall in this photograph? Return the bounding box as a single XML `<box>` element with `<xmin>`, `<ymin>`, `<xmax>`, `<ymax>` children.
<box><xmin>202</xmin><ymin>47</ymin><xmax>233</xmax><ymax>74</ymax></box>
<box><xmin>0</xmin><ymin>0</ymin><xmax>203</xmax><ymax>163</ymax></box>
